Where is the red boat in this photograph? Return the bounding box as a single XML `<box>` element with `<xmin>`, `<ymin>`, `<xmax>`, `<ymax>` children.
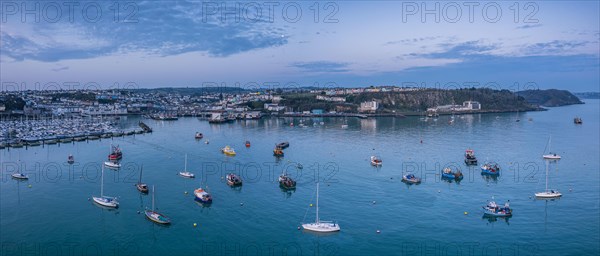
<box><xmin>108</xmin><ymin>145</ymin><xmax>122</xmax><ymax>160</ymax></box>
<box><xmin>245</xmin><ymin>141</ymin><xmax>251</xmax><ymax>147</ymax></box>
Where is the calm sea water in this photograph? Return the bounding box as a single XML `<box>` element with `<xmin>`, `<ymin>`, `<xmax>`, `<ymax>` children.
<box><xmin>1</xmin><ymin>100</ymin><xmax>599</xmax><ymax>256</ymax></box>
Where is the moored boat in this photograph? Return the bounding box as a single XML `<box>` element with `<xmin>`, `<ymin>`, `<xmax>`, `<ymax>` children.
<box><xmin>402</xmin><ymin>173</ymin><xmax>421</xmax><ymax>184</ymax></box>
<box><xmin>245</xmin><ymin>140</ymin><xmax>251</xmax><ymax>147</ymax></box>
<box><xmin>464</xmin><ymin>149</ymin><xmax>478</xmax><ymax>165</ymax></box>
<box><xmin>221</xmin><ymin>146</ymin><xmax>236</xmax><ymax>156</ymax></box>
<box><xmin>441</xmin><ymin>168</ymin><xmax>463</xmax><ymax>180</ymax></box>
<box><xmin>67</xmin><ymin>154</ymin><xmax>75</xmax><ymax>164</ymax></box>
<box><xmin>574</xmin><ymin>117</ymin><xmax>582</xmax><ymax>124</ymax></box>
<box><xmin>542</xmin><ymin>137</ymin><xmax>561</xmax><ymax>160</ymax></box>
<box><xmin>302</xmin><ymin>182</ymin><xmax>340</xmax><ymax>232</ymax></box>
<box><xmin>278</xmin><ymin>173</ymin><xmax>296</xmax><ymax>189</ymax></box>
<box><xmin>535</xmin><ymin>160</ymin><xmax>562</xmax><ymax>199</ymax></box>
<box><xmin>108</xmin><ymin>144</ymin><xmax>122</xmax><ymax>161</ymax></box>
<box><xmin>370</xmin><ymin>156</ymin><xmax>382</xmax><ymax>166</ymax></box>
<box><xmin>104</xmin><ymin>161</ymin><xmax>121</xmax><ymax>169</ymax></box>
<box><xmin>194</xmin><ymin>187</ymin><xmax>213</xmax><ymax>203</ymax></box>
<box><xmin>482</xmin><ymin>199</ymin><xmax>512</xmax><ymax>217</ymax></box>
<box><xmin>92</xmin><ymin>166</ymin><xmax>119</xmax><ymax>208</ymax></box>
<box><xmin>195</xmin><ymin>132</ymin><xmax>203</xmax><ymax>139</ymax></box>
<box><xmin>481</xmin><ymin>163</ymin><xmax>500</xmax><ymax>175</ymax></box>
<box><xmin>136</xmin><ymin>165</ymin><xmax>148</xmax><ymax>193</ymax></box>
<box><xmin>145</xmin><ymin>186</ymin><xmax>171</xmax><ymax>224</ymax></box>
<box><xmin>226</xmin><ymin>173</ymin><xmax>242</xmax><ymax>186</ymax></box>
<box><xmin>11</xmin><ymin>172</ymin><xmax>29</xmax><ymax>180</ymax></box>
<box><xmin>273</xmin><ymin>146</ymin><xmax>284</xmax><ymax>157</ymax></box>
<box><xmin>178</xmin><ymin>154</ymin><xmax>195</xmax><ymax>178</ymax></box>
<box><xmin>277</xmin><ymin>141</ymin><xmax>289</xmax><ymax>149</ymax></box>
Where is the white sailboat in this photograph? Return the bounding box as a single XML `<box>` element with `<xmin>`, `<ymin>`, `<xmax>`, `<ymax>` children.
<box><xmin>178</xmin><ymin>154</ymin><xmax>195</xmax><ymax>178</ymax></box>
<box><xmin>535</xmin><ymin>160</ymin><xmax>562</xmax><ymax>198</ymax></box>
<box><xmin>92</xmin><ymin>165</ymin><xmax>119</xmax><ymax>208</ymax></box>
<box><xmin>542</xmin><ymin>137</ymin><xmax>561</xmax><ymax>160</ymax></box>
<box><xmin>302</xmin><ymin>183</ymin><xmax>340</xmax><ymax>232</ymax></box>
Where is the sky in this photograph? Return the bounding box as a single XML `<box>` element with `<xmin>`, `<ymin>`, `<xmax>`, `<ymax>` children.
<box><xmin>1</xmin><ymin>1</ymin><xmax>599</xmax><ymax>92</ymax></box>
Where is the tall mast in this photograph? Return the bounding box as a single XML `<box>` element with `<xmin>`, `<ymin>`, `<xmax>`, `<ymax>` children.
<box><xmin>316</xmin><ymin>182</ymin><xmax>319</xmax><ymax>224</ymax></box>
<box><xmin>184</xmin><ymin>154</ymin><xmax>188</xmax><ymax>171</ymax></box>
<box><xmin>545</xmin><ymin>160</ymin><xmax>549</xmax><ymax>192</ymax></box>
<box><xmin>100</xmin><ymin>165</ymin><xmax>104</xmax><ymax>197</ymax></box>
<box><xmin>152</xmin><ymin>185</ymin><xmax>155</xmax><ymax>211</ymax></box>
<box><xmin>139</xmin><ymin>164</ymin><xmax>143</xmax><ymax>184</ymax></box>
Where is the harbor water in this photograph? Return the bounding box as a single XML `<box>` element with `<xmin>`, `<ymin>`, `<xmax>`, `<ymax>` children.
<box><xmin>1</xmin><ymin>100</ymin><xmax>599</xmax><ymax>255</ymax></box>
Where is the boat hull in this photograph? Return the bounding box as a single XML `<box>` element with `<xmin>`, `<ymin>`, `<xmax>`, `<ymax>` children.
<box><xmin>542</xmin><ymin>155</ymin><xmax>561</xmax><ymax>160</ymax></box>
<box><xmin>11</xmin><ymin>174</ymin><xmax>28</xmax><ymax>180</ymax></box>
<box><xmin>92</xmin><ymin>196</ymin><xmax>118</xmax><ymax>208</ymax></box>
<box><xmin>302</xmin><ymin>222</ymin><xmax>340</xmax><ymax>232</ymax></box>
<box><xmin>145</xmin><ymin>210</ymin><xmax>171</xmax><ymax>224</ymax></box>
<box><xmin>535</xmin><ymin>191</ymin><xmax>562</xmax><ymax>198</ymax></box>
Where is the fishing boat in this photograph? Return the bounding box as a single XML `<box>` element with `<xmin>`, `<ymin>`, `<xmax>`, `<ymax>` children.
<box><xmin>277</xmin><ymin>142</ymin><xmax>289</xmax><ymax>149</ymax></box>
<box><xmin>542</xmin><ymin>137</ymin><xmax>561</xmax><ymax>160</ymax></box>
<box><xmin>273</xmin><ymin>146</ymin><xmax>284</xmax><ymax>157</ymax></box>
<box><xmin>302</xmin><ymin>182</ymin><xmax>340</xmax><ymax>232</ymax></box>
<box><xmin>402</xmin><ymin>173</ymin><xmax>421</xmax><ymax>184</ymax></box>
<box><xmin>279</xmin><ymin>173</ymin><xmax>297</xmax><ymax>189</ymax></box>
<box><xmin>245</xmin><ymin>140</ymin><xmax>251</xmax><ymax>147</ymax></box>
<box><xmin>441</xmin><ymin>168</ymin><xmax>463</xmax><ymax>180</ymax></box>
<box><xmin>574</xmin><ymin>117</ymin><xmax>582</xmax><ymax>124</ymax></box>
<box><xmin>108</xmin><ymin>144</ymin><xmax>122</xmax><ymax>161</ymax></box>
<box><xmin>221</xmin><ymin>146</ymin><xmax>236</xmax><ymax>156</ymax></box>
<box><xmin>195</xmin><ymin>132</ymin><xmax>203</xmax><ymax>139</ymax></box>
<box><xmin>226</xmin><ymin>173</ymin><xmax>242</xmax><ymax>186</ymax></box>
<box><xmin>178</xmin><ymin>154</ymin><xmax>195</xmax><ymax>178</ymax></box>
<box><xmin>104</xmin><ymin>161</ymin><xmax>121</xmax><ymax>169</ymax></box>
<box><xmin>464</xmin><ymin>149</ymin><xmax>478</xmax><ymax>165</ymax></box>
<box><xmin>145</xmin><ymin>186</ymin><xmax>171</xmax><ymax>224</ymax></box>
<box><xmin>194</xmin><ymin>187</ymin><xmax>213</xmax><ymax>204</ymax></box>
<box><xmin>92</xmin><ymin>166</ymin><xmax>119</xmax><ymax>208</ymax></box>
<box><xmin>67</xmin><ymin>154</ymin><xmax>75</xmax><ymax>164</ymax></box>
<box><xmin>535</xmin><ymin>160</ymin><xmax>562</xmax><ymax>198</ymax></box>
<box><xmin>370</xmin><ymin>156</ymin><xmax>382</xmax><ymax>166</ymax></box>
<box><xmin>482</xmin><ymin>198</ymin><xmax>512</xmax><ymax>217</ymax></box>
<box><xmin>481</xmin><ymin>163</ymin><xmax>500</xmax><ymax>175</ymax></box>
<box><xmin>136</xmin><ymin>165</ymin><xmax>148</xmax><ymax>193</ymax></box>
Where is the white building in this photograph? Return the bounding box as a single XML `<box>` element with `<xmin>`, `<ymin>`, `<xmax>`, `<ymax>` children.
<box><xmin>359</xmin><ymin>101</ymin><xmax>378</xmax><ymax>113</ymax></box>
<box><xmin>462</xmin><ymin>101</ymin><xmax>481</xmax><ymax>110</ymax></box>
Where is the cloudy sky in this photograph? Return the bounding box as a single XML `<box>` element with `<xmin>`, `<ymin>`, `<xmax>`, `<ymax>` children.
<box><xmin>1</xmin><ymin>1</ymin><xmax>598</xmax><ymax>91</ymax></box>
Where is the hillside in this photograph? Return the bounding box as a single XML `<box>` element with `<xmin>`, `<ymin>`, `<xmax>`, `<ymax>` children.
<box><xmin>517</xmin><ymin>89</ymin><xmax>583</xmax><ymax>107</ymax></box>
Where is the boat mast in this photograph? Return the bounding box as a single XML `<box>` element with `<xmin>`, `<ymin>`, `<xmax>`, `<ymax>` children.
<box><xmin>152</xmin><ymin>185</ymin><xmax>155</xmax><ymax>211</ymax></box>
<box><xmin>184</xmin><ymin>154</ymin><xmax>188</xmax><ymax>171</ymax></box>
<box><xmin>316</xmin><ymin>182</ymin><xmax>319</xmax><ymax>224</ymax></box>
<box><xmin>100</xmin><ymin>165</ymin><xmax>104</xmax><ymax>197</ymax></box>
<box><xmin>139</xmin><ymin>164</ymin><xmax>143</xmax><ymax>184</ymax></box>
<box><xmin>545</xmin><ymin>160</ymin><xmax>549</xmax><ymax>192</ymax></box>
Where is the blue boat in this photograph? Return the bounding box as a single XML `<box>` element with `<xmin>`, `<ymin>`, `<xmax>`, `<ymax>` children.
<box><xmin>194</xmin><ymin>188</ymin><xmax>213</xmax><ymax>204</ymax></box>
<box><xmin>482</xmin><ymin>199</ymin><xmax>512</xmax><ymax>217</ymax></box>
<box><xmin>441</xmin><ymin>168</ymin><xmax>463</xmax><ymax>180</ymax></box>
<box><xmin>481</xmin><ymin>163</ymin><xmax>500</xmax><ymax>175</ymax></box>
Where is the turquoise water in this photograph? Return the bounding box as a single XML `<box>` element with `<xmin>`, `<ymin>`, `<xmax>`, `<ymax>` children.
<box><xmin>1</xmin><ymin>100</ymin><xmax>599</xmax><ymax>255</ymax></box>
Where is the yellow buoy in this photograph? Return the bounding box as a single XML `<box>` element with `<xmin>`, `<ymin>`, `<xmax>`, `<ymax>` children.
<box><xmin>28</xmin><ymin>184</ymin><xmax>32</xmax><ymax>188</ymax></box>
<box><xmin>464</xmin><ymin>212</ymin><xmax>468</xmax><ymax>215</ymax></box>
<box><xmin>184</xmin><ymin>191</ymin><xmax>188</xmax><ymax>194</ymax></box>
<box><xmin>310</xmin><ymin>204</ymin><xmax>313</xmax><ymax>207</ymax></box>
<box><xmin>193</xmin><ymin>223</ymin><xmax>197</xmax><ymax>227</ymax></box>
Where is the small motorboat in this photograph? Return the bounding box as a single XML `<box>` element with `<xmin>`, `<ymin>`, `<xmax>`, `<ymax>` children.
<box><xmin>226</xmin><ymin>173</ymin><xmax>242</xmax><ymax>186</ymax></box>
<box><xmin>279</xmin><ymin>173</ymin><xmax>296</xmax><ymax>189</ymax></box>
<box><xmin>574</xmin><ymin>117</ymin><xmax>582</xmax><ymax>124</ymax></box>
<box><xmin>370</xmin><ymin>156</ymin><xmax>382</xmax><ymax>166</ymax></box>
<box><xmin>136</xmin><ymin>165</ymin><xmax>148</xmax><ymax>193</ymax></box>
<box><xmin>273</xmin><ymin>146</ymin><xmax>284</xmax><ymax>157</ymax></box>
<box><xmin>195</xmin><ymin>132</ymin><xmax>203</xmax><ymax>139</ymax></box>
<box><xmin>221</xmin><ymin>146</ymin><xmax>236</xmax><ymax>156</ymax></box>
<box><xmin>297</xmin><ymin>163</ymin><xmax>303</xmax><ymax>169</ymax></box>
<box><xmin>464</xmin><ymin>149</ymin><xmax>477</xmax><ymax>165</ymax></box>
<box><xmin>441</xmin><ymin>168</ymin><xmax>463</xmax><ymax>180</ymax></box>
<box><xmin>481</xmin><ymin>163</ymin><xmax>500</xmax><ymax>175</ymax></box>
<box><xmin>341</xmin><ymin>124</ymin><xmax>348</xmax><ymax>129</ymax></box>
<box><xmin>245</xmin><ymin>140</ymin><xmax>251</xmax><ymax>147</ymax></box>
<box><xmin>104</xmin><ymin>161</ymin><xmax>121</xmax><ymax>169</ymax></box>
<box><xmin>178</xmin><ymin>171</ymin><xmax>195</xmax><ymax>178</ymax></box>
<box><xmin>11</xmin><ymin>173</ymin><xmax>29</xmax><ymax>180</ymax></box>
<box><xmin>67</xmin><ymin>154</ymin><xmax>75</xmax><ymax>164</ymax></box>
<box><xmin>194</xmin><ymin>188</ymin><xmax>213</xmax><ymax>203</ymax></box>
<box><xmin>402</xmin><ymin>173</ymin><xmax>421</xmax><ymax>184</ymax></box>
<box><xmin>482</xmin><ymin>199</ymin><xmax>512</xmax><ymax>217</ymax></box>
<box><xmin>205</xmin><ymin>140</ymin><xmax>209</xmax><ymax>144</ymax></box>
<box><xmin>277</xmin><ymin>142</ymin><xmax>289</xmax><ymax>149</ymax></box>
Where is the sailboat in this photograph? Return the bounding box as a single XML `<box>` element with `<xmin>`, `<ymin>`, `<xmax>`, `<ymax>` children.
<box><xmin>535</xmin><ymin>160</ymin><xmax>562</xmax><ymax>198</ymax></box>
<box><xmin>542</xmin><ymin>137</ymin><xmax>561</xmax><ymax>160</ymax></box>
<box><xmin>92</xmin><ymin>165</ymin><xmax>119</xmax><ymax>208</ymax></box>
<box><xmin>302</xmin><ymin>182</ymin><xmax>340</xmax><ymax>232</ymax></box>
<box><xmin>145</xmin><ymin>185</ymin><xmax>171</xmax><ymax>224</ymax></box>
<box><xmin>178</xmin><ymin>154</ymin><xmax>195</xmax><ymax>178</ymax></box>
<box><xmin>136</xmin><ymin>165</ymin><xmax>148</xmax><ymax>193</ymax></box>
<box><xmin>11</xmin><ymin>157</ymin><xmax>28</xmax><ymax>180</ymax></box>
